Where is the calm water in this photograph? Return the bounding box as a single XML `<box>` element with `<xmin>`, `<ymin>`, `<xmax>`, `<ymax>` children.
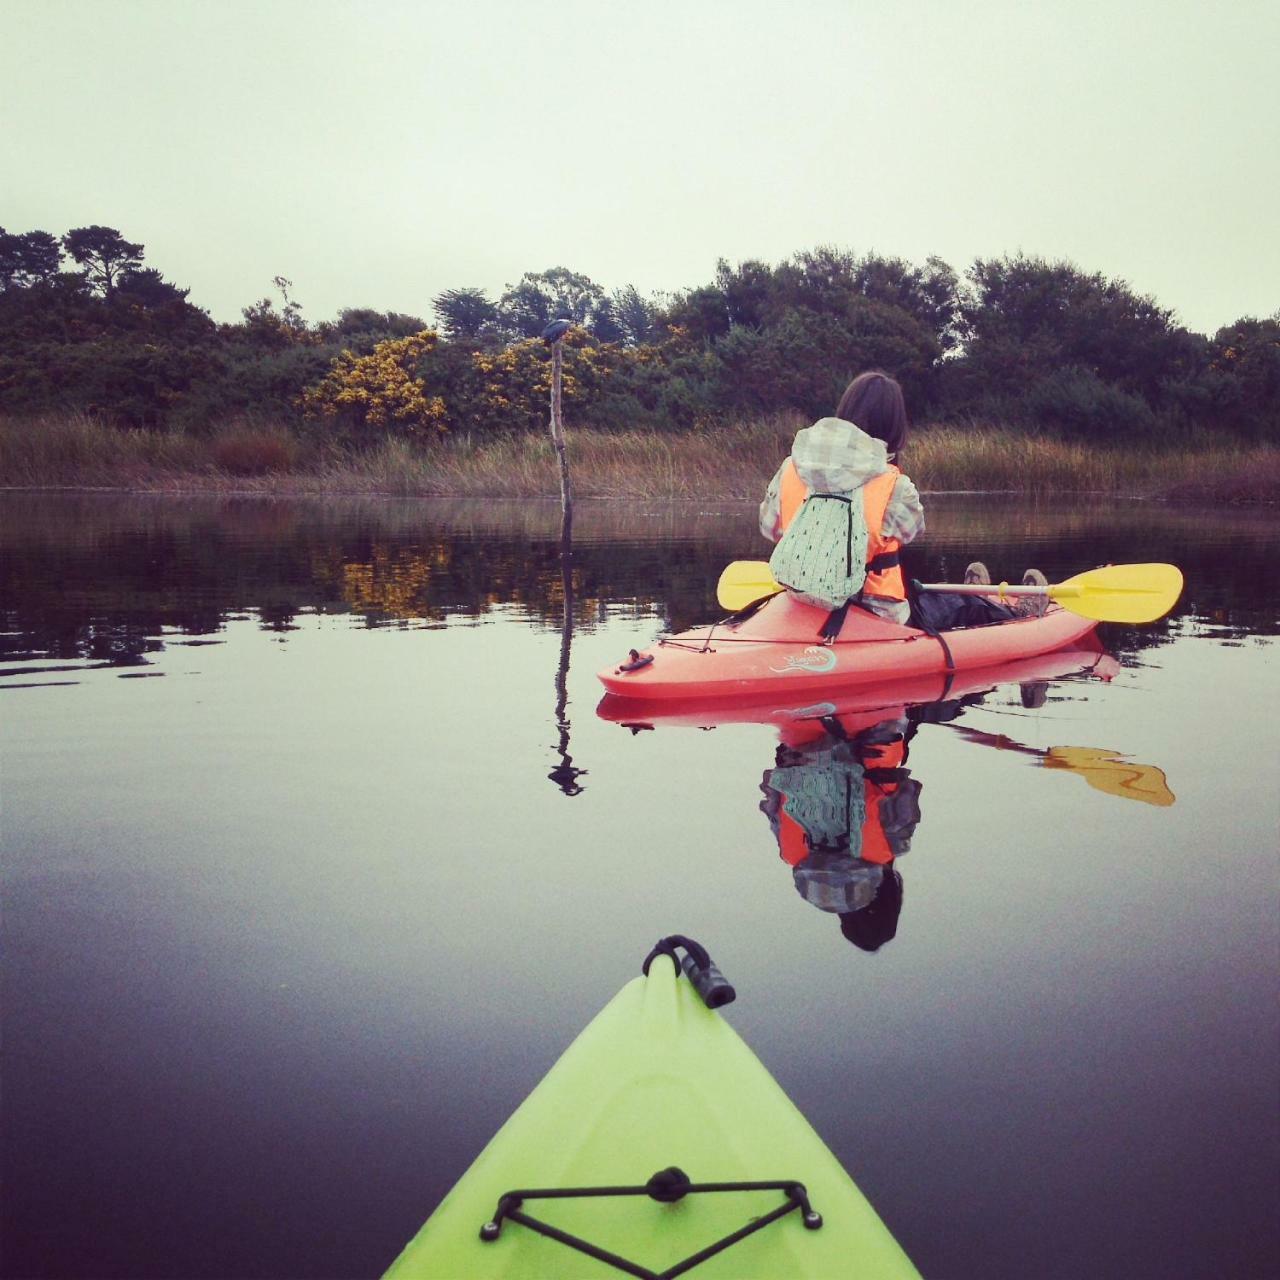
<box><xmin>3</xmin><ymin>492</ymin><xmax>1278</xmax><ymax>1280</ymax></box>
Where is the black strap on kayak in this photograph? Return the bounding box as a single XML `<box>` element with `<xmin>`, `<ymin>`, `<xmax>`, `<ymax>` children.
<box><xmin>642</xmin><ymin>934</ymin><xmax>736</xmax><ymax>1008</ymax></box>
<box><xmin>479</xmin><ymin>1168</ymin><xmax>823</xmax><ymax>1279</ymax></box>
<box><xmin>907</xmin><ymin>577</ymin><xmax>957</xmax><ymax>691</ymax></box>
<box><xmin>815</xmin><ymin>551</ymin><xmax>903</xmax><ymax>642</ymax></box>
<box><xmin>818</xmin><ymin>601</ymin><xmax>850</xmax><ymax>642</ymax></box>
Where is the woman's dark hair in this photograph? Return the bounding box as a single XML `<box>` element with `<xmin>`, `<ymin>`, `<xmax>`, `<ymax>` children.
<box><xmin>835</xmin><ymin>371</ymin><xmax>909</xmax><ymax>456</ymax></box>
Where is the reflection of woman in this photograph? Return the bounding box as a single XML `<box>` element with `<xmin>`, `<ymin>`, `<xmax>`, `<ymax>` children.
<box><xmin>759</xmin><ymin>714</ymin><xmax>922</xmax><ymax>951</ymax></box>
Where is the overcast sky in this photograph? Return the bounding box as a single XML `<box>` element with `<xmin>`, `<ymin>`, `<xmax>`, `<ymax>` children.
<box><xmin>4</xmin><ymin>0</ymin><xmax>1276</xmax><ymax>335</ymax></box>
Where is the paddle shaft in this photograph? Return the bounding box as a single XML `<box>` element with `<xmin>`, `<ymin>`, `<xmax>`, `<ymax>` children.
<box><xmin>917</xmin><ymin>581</ymin><xmax>1077</xmax><ymax>597</ymax></box>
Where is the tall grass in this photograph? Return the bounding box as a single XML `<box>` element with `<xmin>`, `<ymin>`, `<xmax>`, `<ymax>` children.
<box><xmin>0</xmin><ymin>412</ymin><xmax>211</xmax><ymax>485</ymax></box>
<box><xmin>1</xmin><ymin>411</ymin><xmax>1276</xmax><ymax>502</ymax></box>
<box><xmin>906</xmin><ymin>425</ymin><xmax>1275</xmax><ymax>496</ymax></box>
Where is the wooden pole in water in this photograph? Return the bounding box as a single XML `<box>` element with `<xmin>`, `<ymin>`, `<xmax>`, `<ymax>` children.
<box><xmin>540</xmin><ymin>319</ymin><xmax>582</xmax><ymax>793</ymax></box>
<box><xmin>544</xmin><ymin>320</ymin><xmax>574</xmax><ymax>537</ymax></box>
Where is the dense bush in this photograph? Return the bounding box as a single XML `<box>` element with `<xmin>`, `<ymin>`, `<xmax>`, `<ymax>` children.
<box><xmin>1</xmin><ymin>224</ymin><xmax>1276</xmax><ymax>446</ymax></box>
<box><xmin>1208</xmin><ymin>315</ymin><xmax>1280</xmax><ymax>437</ymax></box>
<box><xmin>1025</xmin><ymin>366</ymin><xmax>1158</xmax><ymax>437</ymax></box>
<box><xmin>169</xmin><ymin>342</ymin><xmax>339</xmax><ymax>434</ymax></box>
<box><xmin>0</xmin><ymin>339</ymin><xmax>222</xmax><ymax>427</ymax></box>
<box><xmin>955</xmin><ymin>256</ymin><xmax>1201</xmax><ymax>410</ymax></box>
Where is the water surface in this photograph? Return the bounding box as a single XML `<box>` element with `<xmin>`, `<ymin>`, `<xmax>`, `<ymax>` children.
<box><xmin>3</xmin><ymin>492</ymin><xmax>1277</xmax><ymax>1279</ymax></box>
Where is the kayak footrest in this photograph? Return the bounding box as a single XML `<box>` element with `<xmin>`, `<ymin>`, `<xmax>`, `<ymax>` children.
<box><xmin>478</xmin><ymin>1168</ymin><xmax>821</xmax><ymax>1279</ymax></box>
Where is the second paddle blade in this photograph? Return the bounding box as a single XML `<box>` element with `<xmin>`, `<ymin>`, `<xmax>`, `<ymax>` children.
<box><xmin>1054</xmin><ymin>563</ymin><xmax>1184</xmax><ymax>624</ymax></box>
<box><xmin>716</xmin><ymin>560</ymin><xmax>781</xmax><ymax>611</ymax></box>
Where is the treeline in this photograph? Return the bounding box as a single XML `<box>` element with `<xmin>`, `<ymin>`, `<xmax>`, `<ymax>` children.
<box><xmin>1</xmin><ymin>225</ymin><xmax>1276</xmax><ymax>443</ymax></box>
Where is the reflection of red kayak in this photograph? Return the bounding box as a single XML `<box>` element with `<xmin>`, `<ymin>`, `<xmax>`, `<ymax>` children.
<box><xmin>598</xmin><ymin>641</ymin><xmax>1118</xmax><ymax>730</ymax></box>
<box><xmin>597</xmin><ymin>592</ymin><xmax>1100</xmax><ymax>702</ymax></box>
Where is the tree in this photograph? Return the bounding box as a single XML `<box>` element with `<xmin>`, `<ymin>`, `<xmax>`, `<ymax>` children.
<box><xmin>587</xmin><ymin>296</ymin><xmax>626</xmax><ymax>344</ymax></box>
<box><xmin>315</xmin><ymin>308</ymin><xmax>427</xmax><ymax>350</ymax></box>
<box><xmin>236</xmin><ymin>276</ymin><xmax>309</xmax><ymax>349</ymax></box>
<box><xmin>712</xmin><ymin>299</ymin><xmax>940</xmax><ymax>416</ymax></box>
<box><xmin>0</xmin><ymin>229</ymin><xmax>63</xmax><ymax>290</ymax></box>
<box><xmin>432</xmin><ymin>287</ymin><xmax>499</xmax><ymax>341</ymax></box>
<box><xmin>608</xmin><ymin>285</ymin><xmax>663</xmax><ymax>346</ymax></box>
<box><xmin>62</xmin><ymin>226</ymin><xmax>144</xmax><ymax>296</ymax></box>
<box><xmin>713</xmin><ymin>257</ymin><xmax>774</xmax><ymax>329</ymax></box>
<box><xmin>115</xmin><ymin>268</ymin><xmax>189</xmax><ymax>307</ymax></box>
<box><xmin>658</xmin><ymin>284</ymin><xmax>731</xmax><ymax>344</ymax></box>
<box><xmin>770</xmin><ymin>248</ymin><xmax>960</xmax><ymax>353</ymax></box>
<box><xmin>957</xmin><ymin>255</ymin><xmax>1194</xmax><ymax>403</ymax></box>
<box><xmin>853</xmin><ymin>254</ymin><xmax>959</xmax><ymax>353</ymax></box>
<box><xmin>497</xmin><ymin>268</ymin><xmax>606</xmax><ymax>338</ymax></box>
<box><xmin>1210</xmin><ymin>313</ymin><xmax>1280</xmax><ymax>436</ymax></box>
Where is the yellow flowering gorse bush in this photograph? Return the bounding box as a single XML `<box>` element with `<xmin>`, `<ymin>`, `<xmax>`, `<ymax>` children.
<box><xmin>301</xmin><ymin>324</ymin><xmax>686</xmax><ymax>439</ymax></box>
<box><xmin>301</xmin><ymin>331</ymin><xmax>447</xmax><ymax>439</ymax></box>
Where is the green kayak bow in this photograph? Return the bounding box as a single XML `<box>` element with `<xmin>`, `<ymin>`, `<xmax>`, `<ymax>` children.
<box><xmin>383</xmin><ymin>936</ymin><xmax>919</xmax><ymax>1279</ymax></box>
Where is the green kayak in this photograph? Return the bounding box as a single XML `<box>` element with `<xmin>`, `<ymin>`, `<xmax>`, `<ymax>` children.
<box><xmin>383</xmin><ymin>936</ymin><xmax>920</xmax><ymax>1279</ymax></box>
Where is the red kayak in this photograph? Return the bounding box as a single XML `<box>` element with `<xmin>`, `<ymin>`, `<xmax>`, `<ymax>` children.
<box><xmin>597</xmin><ymin>593</ymin><xmax>1099</xmax><ymax>702</ymax></box>
<box><xmin>598</xmin><ymin>641</ymin><xmax>1119</xmax><ymax>732</ymax></box>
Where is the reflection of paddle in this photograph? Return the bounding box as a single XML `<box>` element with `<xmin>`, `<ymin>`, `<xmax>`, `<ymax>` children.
<box><xmin>1043</xmin><ymin>746</ymin><xmax>1175</xmax><ymax>806</ymax></box>
<box><xmin>717</xmin><ymin>561</ymin><xmax>1183</xmax><ymax>624</ymax></box>
<box><xmin>947</xmin><ymin>725</ymin><xmax>1175</xmax><ymax>806</ymax></box>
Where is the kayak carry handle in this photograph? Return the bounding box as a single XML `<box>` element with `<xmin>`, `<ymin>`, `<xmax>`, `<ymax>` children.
<box><xmin>642</xmin><ymin>934</ymin><xmax>736</xmax><ymax>1008</ymax></box>
<box><xmin>479</xmin><ymin>1172</ymin><xmax>822</xmax><ymax>1274</ymax></box>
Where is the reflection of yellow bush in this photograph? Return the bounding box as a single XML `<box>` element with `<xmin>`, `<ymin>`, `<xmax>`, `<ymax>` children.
<box><xmin>311</xmin><ymin>537</ymin><xmax>615</xmax><ymax>624</ymax></box>
<box><xmin>302</xmin><ymin>332</ymin><xmax>447</xmax><ymax>438</ymax></box>
<box><xmin>335</xmin><ymin>544</ymin><xmax>451</xmax><ymax>619</ymax></box>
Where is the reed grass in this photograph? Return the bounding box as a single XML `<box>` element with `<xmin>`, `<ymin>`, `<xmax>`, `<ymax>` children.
<box><xmin>0</xmin><ymin>411</ymin><xmax>212</xmax><ymax>485</ymax></box>
<box><xmin>2</xmin><ymin>411</ymin><xmax>1276</xmax><ymax>503</ymax></box>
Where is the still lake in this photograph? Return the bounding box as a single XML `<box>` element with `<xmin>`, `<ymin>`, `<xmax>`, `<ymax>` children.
<box><xmin>3</xmin><ymin>491</ymin><xmax>1278</xmax><ymax>1280</ymax></box>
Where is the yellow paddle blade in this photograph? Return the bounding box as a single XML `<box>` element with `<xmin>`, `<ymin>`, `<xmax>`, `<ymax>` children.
<box><xmin>1050</xmin><ymin>563</ymin><xmax>1183</xmax><ymax>623</ymax></box>
<box><xmin>716</xmin><ymin>560</ymin><xmax>781</xmax><ymax>611</ymax></box>
<box><xmin>1043</xmin><ymin>747</ymin><xmax>1176</xmax><ymax>806</ymax></box>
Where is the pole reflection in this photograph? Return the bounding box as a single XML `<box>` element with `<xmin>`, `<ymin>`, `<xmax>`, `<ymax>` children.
<box><xmin>548</xmin><ymin>508</ymin><xmax>586</xmax><ymax>796</ymax></box>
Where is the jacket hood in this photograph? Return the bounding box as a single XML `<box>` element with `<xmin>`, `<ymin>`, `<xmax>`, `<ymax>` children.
<box><xmin>791</xmin><ymin>417</ymin><xmax>890</xmax><ymax>493</ymax></box>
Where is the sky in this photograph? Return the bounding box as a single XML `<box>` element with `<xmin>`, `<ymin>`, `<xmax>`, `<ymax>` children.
<box><xmin>3</xmin><ymin>0</ymin><xmax>1277</xmax><ymax>336</ymax></box>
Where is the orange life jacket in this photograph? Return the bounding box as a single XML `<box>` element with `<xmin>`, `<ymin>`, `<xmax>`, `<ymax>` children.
<box><xmin>778</xmin><ymin>458</ymin><xmax>906</xmax><ymax>601</ymax></box>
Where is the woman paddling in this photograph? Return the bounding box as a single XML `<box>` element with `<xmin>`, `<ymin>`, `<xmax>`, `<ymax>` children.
<box><xmin>760</xmin><ymin>370</ymin><xmax>1044</xmax><ymax>634</ymax></box>
<box><xmin>759</xmin><ymin>371</ymin><xmax>923</xmax><ymax>630</ymax></box>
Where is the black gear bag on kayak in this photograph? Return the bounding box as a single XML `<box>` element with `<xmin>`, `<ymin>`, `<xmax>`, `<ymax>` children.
<box><xmin>908</xmin><ymin>582</ymin><xmax>1016</xmax><ymax>631</ymax></box>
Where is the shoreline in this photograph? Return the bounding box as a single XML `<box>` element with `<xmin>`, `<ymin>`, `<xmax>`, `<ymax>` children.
<box><xmin>0</xmin><ymin>482</ymin><xmax>1246</xmax><ymax>503</ymax></box>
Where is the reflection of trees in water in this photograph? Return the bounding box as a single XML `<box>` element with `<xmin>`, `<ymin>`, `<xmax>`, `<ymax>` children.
<box><xmin>2</xmin><ymin>493</ymin><xmax>1276</xmax><ymax>663</ymax></box>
